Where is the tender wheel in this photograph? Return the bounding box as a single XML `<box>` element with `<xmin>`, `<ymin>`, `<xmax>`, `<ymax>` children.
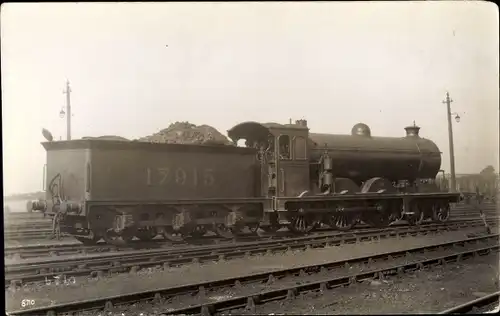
<box><xmin>103</xmin><ymin>231</ymin><xmax>134</xmax><ymax>246</ymax></box>
<box><xmin>75</xmin><ymin>230</ymin><xmax>101</xmax><ymax>245</ymax></box>
<box><xmin>136</xmin><ymin>228</ymin><xmax>156</xmax><ymax>241</ymax></box>
<box><xmin>432</xmin><ymin>204</ymin><xmax>450</xmax><ymax>223</ymax></box>
<box><xmin>288</xmin><ymin>214</ymin><xmax>317</xmax><ymax>235</ymax></box>
<box><xmin>74</xmin><ymin>237</ymin><xmax>100</xmax><ymax>245</ymax></box>
<box><xmin>329</xmin><ymin>213</ymin><xmax>357</xmax><ymax>231</ymax></box>
<box><xmin>246</xmin><ymin>223</ymin><xmax>260</xmax><ymax>235</ymax></box>
<box><xmin>213</xmin><ymin>224</ymin><xmax>235</xmax><ymax>239</ymax></box>
<box><xmin>162</xmin><ymin>227</ymin><xmax>184</xmax><ymax>242</ymax></box>
<box><xmin>188</xmin><ymin>226</ymin><xmax>208</xmax><ymax>239</ymax></box>
<box><xmin>259</xmin><ymin>213</ymin><xmax>280</xmax><ymax>234</ymax></box>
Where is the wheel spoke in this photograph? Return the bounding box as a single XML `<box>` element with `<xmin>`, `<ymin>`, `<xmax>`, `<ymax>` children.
<box><xmin>136</xmin><ymin>228</ymin><xmax>155</xmax><ymax>241</ymax></box>
<box><xmin>330</xmin><ymin>213</ymin><xmax>356</xmax><ymax>231</ymax></box>
<box><xmin>433</xmin><ymin>205</ymin><xmax>450</xmax><ymax>222</ymax></box>
<box><xmin>162</xmin><ymin>227</ymin><xmax>184</xmax><ymax>242</ymax></box>
<box><xmin>189</xmin><ymin>227</ymin><xmax>207</xmax><ymax>239</ymax></box>
<box><xmin>247</xmin><ymin>223</ymin><xmax>260</xmax><ymax>234</ymax></box>
<box><xmin>289</xmin><ymin>215</ymin><xmax>316</xmax><ymax>234</ymax></box>
<box><xmin>214</xmin><ymin>224</ymin><xmax>235</xmax><ymax>239</ymax></box>
<box><xmin>104</xmin><ymin>234</ymin><xmax>130</xmax><ymax>246</ymax></box>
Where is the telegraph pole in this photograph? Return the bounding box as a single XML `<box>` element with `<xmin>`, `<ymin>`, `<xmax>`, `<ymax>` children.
<box><xmin>63</xmin><ymin>80</ymin><xmax>72</xmax><ymax>140</ymax></box>
<box><xmin>442</xmin><ymin>92</ymin><xmax>456</xmax><ymax>192</ymax></box>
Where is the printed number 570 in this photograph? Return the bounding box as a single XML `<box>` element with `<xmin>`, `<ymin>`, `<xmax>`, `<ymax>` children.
<box><xmin>21</xmin><ymin>299</ymin><xmax>35</xmax><ymax>308</ymax></box>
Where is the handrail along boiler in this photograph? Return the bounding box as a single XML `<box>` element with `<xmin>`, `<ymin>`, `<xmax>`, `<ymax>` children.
<box><xmin>29</xmin><ymin>120</ymin><xmax>460</xmax><ymax>244</ymax></box>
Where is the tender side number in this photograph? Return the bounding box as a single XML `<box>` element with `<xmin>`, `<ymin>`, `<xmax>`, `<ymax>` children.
<box><xmin>146</xmin><ymin>167</ymin><xmax>214</xmax><ymax>187</ymax></box>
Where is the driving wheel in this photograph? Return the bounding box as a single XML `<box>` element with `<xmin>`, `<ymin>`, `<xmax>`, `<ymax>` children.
<box><xmin>329</xmin><ymin>213</ymin><xmax>358</xmax><ymax>231</ymax></box>
<box><xmin>432</xmin><ymin>204</ymin><xmax>450</xmax><ymax>223</ymax></box>
<box><xmin>407</xmin><ymin>203</ymin><xmax>425</xmax><ymax>226</ymax></box>
<box><xmin>288</xmin><ymin>214</ymin><xmax>317</xmax><ymax>234</ymax></box>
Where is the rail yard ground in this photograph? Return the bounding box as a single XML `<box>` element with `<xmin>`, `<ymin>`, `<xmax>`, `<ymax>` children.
<box><xmin>234</xmin><ymin>251</ymin><xmax>499</xmax><ymax>315</ymax></box>
<box><xmin>4</xmin><ymin>204</ymin><xmax>499</xmax><ymax>315</ymax></box>
<box><xmin>6</xmin><ymin>223</ymin><xmax>499</xmax><ymax>314</ymax></box>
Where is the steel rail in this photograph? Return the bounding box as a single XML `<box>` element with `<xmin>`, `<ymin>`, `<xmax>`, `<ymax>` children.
<box><xmin>3</xmin><ymin>217</ymin><xmax>491</xmax><ymax>257</ymax></box>
<box><xmin>4</xmin><ymin>217</ymin><xmax>495</xmax><ymax>245</ymax></box>
<box><xmin>6</xmin><ymin>220</ymin><xmax>495</xmax><ymax>287</ymax></box>
<box><xmin>8</xmin><ymin>234</ymin><xmax>499</xmax><ymax>315</ymax></box>
<box><xmin>5</xmin><ymin>214</ymin><xmax>498</xmax><ymax>259</ymax></box>
<box><xmin>4</xmin><ymin>205</ymin><xmax>496</xmax><ymax>242</ymax></box>
<box><xmin>5</xmin><ymin>223</ymin><xmax>52</xmax><ymax>230</ymax></box>
<box><xmin>439</xmin><ymin>291</ymin><xmax>500</xmax><ymax>314</ymax></box>
<box><xmin>4</xmin><ymin>223</ymin><xmax>451</xmax><ymax>285</ymax></box>
<box><xmin>4</xmin><ymin>230</ymin><xmax>61</xmax><ymax>242</ymax></box>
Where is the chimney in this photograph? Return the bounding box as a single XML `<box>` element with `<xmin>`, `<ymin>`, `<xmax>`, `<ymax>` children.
<box><xmin>295</xmin><ymin>119</ymin><xmax>308</xmax><ymax>127</ymax></box>
<box><xmin>404</xmin><ymin>121</ymin><xmax>420</xmax><ymax>137</ymax></box>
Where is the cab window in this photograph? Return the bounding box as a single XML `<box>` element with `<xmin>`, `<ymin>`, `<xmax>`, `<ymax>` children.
<box><xmin>278</xmin><ymin>135</ymin><xmax>291</xmax><ymax>160</ymax></box>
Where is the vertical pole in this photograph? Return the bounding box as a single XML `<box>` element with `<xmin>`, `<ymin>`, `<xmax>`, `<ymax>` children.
<box><xmin>443</xmin><ymin>92</ymin><xmax>456</xmax><ymax>192</ymax></box>
<box><xmin>63</xmin><ymin>80</ymin><xmax>72</xmax><ymax>140</ymax></box>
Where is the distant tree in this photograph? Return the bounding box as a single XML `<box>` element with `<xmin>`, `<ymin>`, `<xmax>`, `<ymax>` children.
<box><xmin>4</xmin><ymin>191</ymin><xmax>45</xmax><ymax>201</ymax></box>
<box><xmin>480</xmin><ymin>165</ymin><xmax>496</xmax><ymax>177</ymax></box>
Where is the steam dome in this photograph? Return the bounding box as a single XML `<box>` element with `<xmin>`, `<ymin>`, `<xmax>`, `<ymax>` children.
<box><xmin>351</xmin><ymin>123</ymin><xmax>371</xmax><ymax>137</ymax></box>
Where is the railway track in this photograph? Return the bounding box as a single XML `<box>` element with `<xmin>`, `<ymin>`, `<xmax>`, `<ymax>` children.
<box><xmin>5</xmin><ymin>231</ymin><xmax>294</xmax><ymax>259</ymax></box>
<box><xmin>5</xmin><ymin>214</ymin><xmax>499</xmax><ymax>259</ymax></box>
<box><xmin>4</xmin><ymin>229</ymin><xmax>61</xmax><ymax>242</ymax></box>
<box><xmin>439</xmin><ymin>291</ymin><xmax>500</xmax><ymax>314</ymax></box>
<box><xmin>5</xmin><ymin>218</ymin><xmax>498</xmax><ymax>288</ymax></box>
<box><xmin>3</xmin><ymin>204</ymin><xmax>497</xmax><ymax>242</ymax></box>
<box><xmin>5</xmin><ymin>221</ymin><xmax>53</xmax><ymax>229</ymax></box>
<box><xmin>8</xmin><ymin>233</ymin><xmax>499</xmax><ymax>315</ymax></box>
<box><xmin>4</xmin><ymin>212</ymin><xmax>48</xmax><ymax>220</ymax></box>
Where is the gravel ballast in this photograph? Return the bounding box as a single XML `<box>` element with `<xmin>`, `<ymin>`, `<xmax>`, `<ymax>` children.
<box><xmin>6</xmin><ymin>226</ymin><xmax>496</xmax><ymax>312</ymax></box>
<box><xmin>245</xmin><ymin>251</ymin><xmax>499</xmax><ymax>315</ymax></box>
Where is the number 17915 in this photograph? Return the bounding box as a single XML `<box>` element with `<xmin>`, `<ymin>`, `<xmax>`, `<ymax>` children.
<box><xmin>146</xmin><ymin>167</ymin><xmax>214</xmax><ymax>187</ymax></box>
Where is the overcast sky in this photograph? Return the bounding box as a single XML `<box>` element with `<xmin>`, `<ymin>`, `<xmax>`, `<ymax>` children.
<box><xmin>2</xmin><ymin>1</ymin><xmax>499</xmax><ymax>195</ymax></box>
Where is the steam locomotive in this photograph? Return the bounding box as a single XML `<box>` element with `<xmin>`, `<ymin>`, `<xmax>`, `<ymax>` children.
<box><xmin>28</xmin><ymin>120</ymin><xmax>460</xmax><ymax>245</ymax></box>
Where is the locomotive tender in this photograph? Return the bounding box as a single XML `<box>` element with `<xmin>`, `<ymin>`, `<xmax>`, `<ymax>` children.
<box><xmin>29</xmin><ymin>120</ymin><xmax>460</xmax><ymax>244</ymax></box>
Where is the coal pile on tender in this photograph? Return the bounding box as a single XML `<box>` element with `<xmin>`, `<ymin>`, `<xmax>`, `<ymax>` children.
<box><xmin>81</xmin><ymin>135</ymin><xmax>130</xmax><ymax>141</ymax></box>
<box><xmin>136</xmin><ymin>121</ymin><xmax>233</xmax><ymax>145</ymax></box>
